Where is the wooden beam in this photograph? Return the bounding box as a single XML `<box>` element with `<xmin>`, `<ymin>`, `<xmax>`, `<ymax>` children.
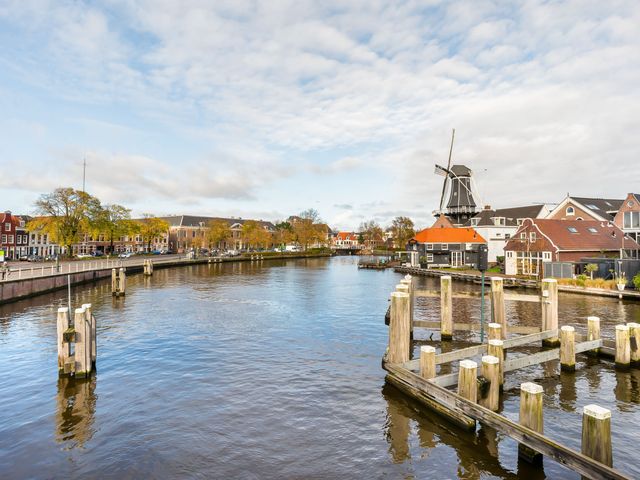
<box><xmin>413</xmin><ymin>320</ymin><xmax>539</xmax><ymax>335</ymax></box>
<box><xmin>504</xmin><ymin>329</ymin><xmax>558</xmax><ymax>348</ymax></box>
<box><xmin>384</xmin><ymin>362</ymin><xmax>476</xmax><ymax>431</ymax></box>
<box><xmin>504</xmin><ymin>293</ymin><xmax>541</xmax><ymax>303</ymax></box>
<box><xmin>385</xmin><ymin>362</ymin><xmax>631</xmax><ymax>480</ymax></box>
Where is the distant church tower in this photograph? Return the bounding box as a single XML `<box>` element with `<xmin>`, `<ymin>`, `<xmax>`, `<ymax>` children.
<box><xmin>442</xmin><ymin>165</ymin><xmax>480</xmax><ymax>226</ymax></box>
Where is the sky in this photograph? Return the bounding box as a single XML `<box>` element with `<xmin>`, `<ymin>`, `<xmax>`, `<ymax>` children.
<box><xmin>0</xmin><ymin>0</ymin><xmax>639</xmax><ymax>230</ymax></box>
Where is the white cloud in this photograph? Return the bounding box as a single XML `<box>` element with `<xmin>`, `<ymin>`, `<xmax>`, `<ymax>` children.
<box><xmin>0</xmin><ymin>0</ymin><xmax>639</xmax><ymax>228</ymax></box>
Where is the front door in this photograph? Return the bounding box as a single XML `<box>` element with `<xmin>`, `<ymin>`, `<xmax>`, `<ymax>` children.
<box><xmin>451</xmin><ymin>250</ymin><xmax>463</xmax><ymax>267</ymax></box>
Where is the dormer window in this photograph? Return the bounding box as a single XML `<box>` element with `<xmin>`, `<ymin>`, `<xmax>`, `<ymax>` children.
<box><xmin>566</xmin><ymin>207</ymin><xmax>575</xmax><ymax>216</ymax></box>
<box><xmin>493</xmin><ymin>217</ymin><xmax>505</xmax><ymax>226</ymax></box>
<box><xmin>530</xmin><ymin>232</ymin><xmax>536</xmax><ymax>242</ymax></box>
<box><xmin>471</xmin><ymin>218</ymin><xmax>479</xmax><ymax>226</ymax></box>
<box><xmin>516</xmin><ymin>219</ymin><xmax>523</xmax><ymax>226</ymax></box>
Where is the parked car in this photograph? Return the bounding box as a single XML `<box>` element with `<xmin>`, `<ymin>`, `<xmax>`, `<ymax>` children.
<box><xmin>118</xmin><ymin>252</ymin><xmax>134</xmax><ymax>259</ymax></box>
<box><xmin>28</xmin><ymin>255</ymin><xmax>44</xmax><ymax>262</ymax></box>
<box><xmin>18</xmin><ymin>255</ymin><xmax>29</xmax><ymax>261</ymax></box>
<box><xmin>151</xmin><ymin>250</ymin><xmax>163</xmax><ymax>255</ymax></box>
<box><xmin>91</xmin><ymin>251</ymin><xmax>105</xmax><ymax>257</ymax></box>
<box><xmin>76</xmin><ymin>253</ymin><xmax>92</xmax><ymax>259</ymax></box>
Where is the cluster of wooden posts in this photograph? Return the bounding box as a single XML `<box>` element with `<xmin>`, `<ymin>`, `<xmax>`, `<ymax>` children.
<box><xmin>143</xmin><ymin>259</ymin><xmax>154</xmax><ymax>276</ymax></box>
<box><xmin>384</xmin><ymin>274</ymin><xmax>632</xmax><ymax>480</ymax></box>
<box><xmin>250</xmin><ymin>255</ymin><xmax>264</xmax><ymax>261</ymax></box>
<box><xmin>111</xmin><ymin>267</ymin><xmax>126</xmax><ymax>296</ymax></box>
<box><xmin>56</xmin><ymin>304</ymin><xmax>96</xmax><ymax>378</ymax></box>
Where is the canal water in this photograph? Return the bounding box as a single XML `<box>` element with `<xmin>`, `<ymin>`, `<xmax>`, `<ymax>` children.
<box><xmin>1</xmin><ymin>256</ymin><xmax>640</xmax><ymax>479</ymax></box>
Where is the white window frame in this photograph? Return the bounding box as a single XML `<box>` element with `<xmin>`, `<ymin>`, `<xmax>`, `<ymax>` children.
<box><xmin>530</xmin><ymin>232</ymin><xmax>536</xmax><ymax>242</ymax></box>
<box><xmin>566</xmin><ymin>206</ymin><xmax>575</xmax><ymax>216</ymax></box>
<box><xmin>426</xmin><ymin>243</ymin><xmax>434</xmax><ymax>250</ymax></box>
<box><xmin>4</xmin><ymin>223</ymin><xmax>10</xmax><ymax>231</ymax></box>
<box><xmin>520</xmin><ymin>232</ymin><xmax>526</xmax><ymax>240</ymax></box>
<box><xmin>441</xmin><ymin>243</ymin><xmax>448</xmax><ymax>250</ymax></box>
<box><xmin>426</xmin><ymin>253</ymin><xmax>434</xmax><ymax>262</ymax></box>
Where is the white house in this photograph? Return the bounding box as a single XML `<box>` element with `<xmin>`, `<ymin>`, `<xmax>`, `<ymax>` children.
<box><xmin>466</xmin><ymin>205</ymin><xmax>550</xmax><ymax>263</ymax></box>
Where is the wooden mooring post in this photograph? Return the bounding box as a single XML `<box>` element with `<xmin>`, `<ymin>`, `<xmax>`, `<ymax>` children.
<box><xmin>488</xmin><ymin>339</ymin><xmax>504</xmax><ymax>387</ymax></box>
<box><xmin>560</xmin><ymin>325</ymin><xmax>576</xmax><ymax>372</ymax></box>
<box><xmin>615</xmin><ymin>324</ymin><xmax>630</xmax><ymax>370</ymax></box>
<box><xmin>490</xmin><ymin>277</ymin><xmax>506</xmax><ymax>339</ymax></box>
<box><xmin>519</xmin><ymin>382</ymin><xmax>544</xmax><ymax>464</ymax></box>
<box><xmin>488</xmin><ymin>323</ymin><xmax>502</xmax><ymax>342</ymax></box>
<box><xmin>541</xmin><ymin>278</ymin><xmax>559</xmax><ymax>347</ymax></box>
<box><xmin>420</xmin><ymin>345</ymin><xmax>436</xmax><ymax>379</ymax></box>
<box><xmin>401</xmin><ymin>275</ymin><xmax>414</xmax><ymax>338</ymax></box>
<box><xmin>627</xmin><ymin>322</ymin><xmax>640</xmax><ymax>366</ymax></box>
<box><xmin>582</xmin><ymin>405</ymin><xmax>612</xmax><ymax>467</ymax></box>
<box><xmin>112</xmin><ymin>267</ymin><xmax>126</xmax><ymax>296</ymax></box>
<box><xmin>56</xmin><ymin>307</ymin><xmax>71</xmax><ymax>376</ymax></box>
<box><xmin>457</xmin><ymin>360</ymin><xmax>477</xmax><ymax>403</ymax></box>
<box><xmin>56</xmin><ymin>304</ymin><xmax>97</xmax><ymax>378</ymax></box>
<box><xmin>479</xmin><ymin>355</ymin><xmax>500</xmax><ymax>411</ymax></box>
<box><xmin>440</xmin><ymin>275</ymin><xmax>453</xmax><ymax>340</ymax></box>
<box><xmin>143</xmin><ymin>259</ymin><xmax>153</xmax><ymax>276</ymax></box>
<box><xmin>587</xmin><ymin>316</ymin><xmax>601</xmax><ymax>357</ymax></box>
<box><xmin>388</xmin><ymin>291</ymin><xmax>411</xmax><ymax>364</ymax></box>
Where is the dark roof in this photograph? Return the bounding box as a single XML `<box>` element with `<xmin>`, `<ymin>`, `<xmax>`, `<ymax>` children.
<box><xmin>571</xmin><ymin>197</ymin><xmax>623</xmax><ymax>220</ymax></box>
<box><xmin>158</xmin><ymin>215</ymin><xmax>275</xmax><ymax>230</ymax></box>
<box><xmin>466</xmin><ymin>205</ymin><xmax>545</xmax><ymax>227</ymax></box>
<box><xmin>523</xmin><ymin>219</ymin><xmax>639</xmax><ymax>251</ymax></box>
<box><xmin>449</xmin><ymin>165</ymin><xmax>472</xmax><ymax>177</ymax></box>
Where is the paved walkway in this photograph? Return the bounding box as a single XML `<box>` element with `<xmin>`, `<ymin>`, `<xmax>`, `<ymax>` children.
<box><xmin>0</xmin><ymin>254</ymin><xmax>187</xmax><ymax>282</ymax></box>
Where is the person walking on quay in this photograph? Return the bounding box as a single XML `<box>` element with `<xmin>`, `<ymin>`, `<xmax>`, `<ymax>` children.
<box><xmin>55</xmin><ymin>256</ymin><xmax>60</xmax><ymax>273</ymax></box>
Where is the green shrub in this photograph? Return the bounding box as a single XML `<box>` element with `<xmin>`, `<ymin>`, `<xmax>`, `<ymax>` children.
<box><xmin>634</xmin><ymin>273</ymin><xmax>640</xmax><ymax>290</ymax></box>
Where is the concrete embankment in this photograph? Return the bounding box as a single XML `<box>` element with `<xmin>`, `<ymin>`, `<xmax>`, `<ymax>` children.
<box><xmin>395</xmin><ymin>265</ymin><xmax>640</xmax><ymax>301</ymax></box>
<box><xmin>0</xmin><ymin>253</ymin><xmax>332</xmax><ymax>305</ymax></box>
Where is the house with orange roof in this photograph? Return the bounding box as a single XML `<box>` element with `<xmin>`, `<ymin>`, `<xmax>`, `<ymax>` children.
<box><xmin>332</xmin><ymin>231</ymin><xmax>360</xmax><ymax>249</ymax></box>
<box><xmin>407</xmin><ymin>224</ymin><xmax>486</xmax><ymax>268</ymax></box>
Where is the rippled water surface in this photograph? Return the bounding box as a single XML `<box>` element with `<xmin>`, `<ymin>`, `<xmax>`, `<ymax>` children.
<box><xmin>1</xmin><ymin>257</ymin><xmax>640</xmax><ymax>479</ymax></box>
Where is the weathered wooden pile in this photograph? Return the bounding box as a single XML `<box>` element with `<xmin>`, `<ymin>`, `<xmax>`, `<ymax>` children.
<box><xmin>383</xmin><ymin>274</ymin><xmax>633</xmax><ymax>480</ymax></box>
<box><xmin>56</xmin><ymin>304</ymin><xmax>96</xmax><ymax>378</ymax></box>
<box><xmin>111</xmin><ymin>267</ymin><xmax>126</xmax><ymax>296</ymax></box>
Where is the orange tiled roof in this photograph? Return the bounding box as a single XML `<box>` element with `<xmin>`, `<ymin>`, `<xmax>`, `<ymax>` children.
<box><xmin>412</xmin><ymin>227</ymin><xmax>486</xmax><ymax>244</ymax></box>
<box><xmin>336</xmin><ymin>231</ymin><xmax>358</xmax><ymax>241</ymax></box>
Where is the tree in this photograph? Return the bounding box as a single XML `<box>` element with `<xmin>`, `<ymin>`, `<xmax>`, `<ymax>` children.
<box><xmin>359</xmin><ymin>220</ymin><xmax>384</xmax><ymax>249</ymax></box>
<box><xmin>29</xmin><ymin>187</ymin><xmax>102</xmax><ymax>257</ymax></box>
<box><xmin>207</xmin><ymin>220</ymin><xmax>232</xmax><ymax>250</ymax></box>
<box><xmin>136</xmin><ymin>215</ymin><xmax>170</xmax><ymax>252</ymax></box>
<box><xmin>241</xmin><ymin>221</ymin><xmax>271</xmax><ymax>250</ymax></box>
<box><xmin>272</xmin><ymin>221</ymin><xmax>294</xmax><ymax>249</ymax></box>
<box><xmin>390</xmin><ymin>216</ymin><xmax>415</xmax><ymax>249</ymax></box>
<box><xmin>584</xmin><ymin>263</ymin><xmax>598</xmax><ymax>280</ymax></box>
<box><xmin>93</xmin><ymin>204</ymin><xmax>135</xmax><ymax>254</ymax></box>
<box><xmin>293</xmin><ymin>209</ymin><xmax>325</xmax><ymax>250</ymax></box>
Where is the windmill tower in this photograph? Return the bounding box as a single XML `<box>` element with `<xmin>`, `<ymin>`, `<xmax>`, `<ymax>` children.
<box><xmin>442</xmin><ymin>165</ymin><xmax>480</xmax><ymax>225</ymax></box>
<box><xmin>433</xmin><ymin>130</ymin><xmax>482</xmax><ymax>226</ymax></box>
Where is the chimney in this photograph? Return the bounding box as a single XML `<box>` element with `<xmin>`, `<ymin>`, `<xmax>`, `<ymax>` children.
<box><xmin>484</xmin><ymin>205</ymin><xmax>491</xmax><ymax>210</ymax></box>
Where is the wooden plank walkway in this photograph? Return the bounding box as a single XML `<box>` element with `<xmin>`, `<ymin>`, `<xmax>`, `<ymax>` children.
<box><xmin>384</xmin><ymin>360</ymin><xmax>630</xmax><ymax>480</ymax></box>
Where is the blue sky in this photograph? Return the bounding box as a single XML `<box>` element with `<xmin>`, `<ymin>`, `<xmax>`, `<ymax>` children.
<box><xmin>1</xmin><ymin>0</ymin><xmax>639</xmax><ymax>230</ymax></box>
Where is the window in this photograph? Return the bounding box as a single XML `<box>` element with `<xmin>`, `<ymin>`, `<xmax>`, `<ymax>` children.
<box><xmin>496</xmin><ymin>232</ymin><xmax>502</xmax><ymax>237</ymax></box>
<box><xmin>471</xmin><ymin>218</ymin><xmax>479</xmax><ymax>226</ymax></box>
<box><xmin>4</xmin><ymin>223</ymin><xmax>10</xmax><ymax>231</ymax></box>
<box><xmin>586</xmin><ymin>204</ymin><xmax>599</xmax><ymax>210</ymax></box>
<box><xmin>8</xmin><ymin>235</ymin><xmax>13</xmax><ymax>243</ymax></box>
<box><xmin>517</xmin><ymin>219</ymin><xmax>524</xmax><ymax>226</ymax></box>
<box><xmin>576</xmin><ymin>217</ymin><xmax>584</xmax><ymax>221</ymax></box>
<box><xmin>567</xmin><ymin>227</ymin><xmax>578</xmax><ymax>233</ymax></box>
<box><xmin>505</xmin><ymin>234</ymin><xmax>511</xmax><ymax>239</ymax></box>
<box><xmin>543</xmin><ymin>252</ymin><xmax>551</xmax><ymax>260</ymax></box>
<box><xmin>426</xmin><ymin>253</ymin><xmax>434</xmax><ymax>262</ymax></box>
<box><xmin>493</xmin><ymin>217</ymin><xmax>505</xmax><ymax>226</ymax></box>
<box><xmin>441</xmin><ymin>243</ymin><xmax>448</xmax><ymax>250</ymax></box>
<box><xmin>530</xmin><ymin>232</ymin><xmax>536</xmax><ymax>242</ymax></box>
<box><xmin>507</xmin><ymin>251</ymin><xmax>513</xmax><ymax>258</ymax></box>
<box><xmin>426</xmin><ymin>243</ymin><xmax>433</xmax><ymax>250</ymax></box>
<box><xmin>625</xmin><ymin>212</ymin><xmax>640</xmax><ymax>229</ymax></box>
<box><xmin>1</xmin><ymin>234</ymin><xmax>5</xmax><ymax>244</ymax></box>
<box><xmin>588</xmin><ymin>227</ymin><xmax>598</xmax><ymax>234</ymax></box>
<box><xmin>520</xmin><ymin>232</ymin><xmax>526</xmax><ymax>240</ymax></box>
<box><xmin>566</xmin><ymin>206</ymin><xmax>575</xmax><ymax>216</ymax></box>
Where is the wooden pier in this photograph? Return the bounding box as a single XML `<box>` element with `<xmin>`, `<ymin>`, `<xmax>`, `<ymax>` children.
<box><xmin>383</xmin><ymin>274</ymin><xmax>633</xmax><ymax>480</ymax></box>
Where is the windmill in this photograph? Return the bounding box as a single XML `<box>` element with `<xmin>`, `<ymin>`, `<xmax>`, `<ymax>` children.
<box><xmin>433</xmin><ymin>129</ymin><xmax>482</xmax><ymax>226</ymax></box>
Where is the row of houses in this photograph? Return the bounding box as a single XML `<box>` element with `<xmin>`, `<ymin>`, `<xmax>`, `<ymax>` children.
<box><xmin>0</xmin><ymin>212</ymin><xmax>281</xmax><ymax>259</ymax></box>
<box><xmin>407</xmin><ymin>193</ymin><xmax>640</xmax><ymax>276</ymax></box>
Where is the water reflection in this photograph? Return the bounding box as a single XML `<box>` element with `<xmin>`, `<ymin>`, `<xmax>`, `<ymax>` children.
<box><xmin>382</xmin><ymin>383</ymin><xmax>524</xmax><ymax>479</ymax></box>
<box><xmin>55</xmin><ymin>376</ymin><xmax>97</xmax><ymax>448</ymax></box>
<box><xmin>614</xmin><ymin>370</ymin><xmax>640</xmax><ymax>408</ymax></box>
